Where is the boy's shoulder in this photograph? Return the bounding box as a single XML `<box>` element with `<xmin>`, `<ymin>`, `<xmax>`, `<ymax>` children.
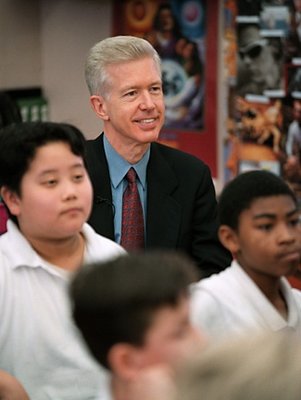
<box><xmin>0</xmin><ymin>221</ymin><xmax>33</xmax><ymax>267</ymax></box>
<box><xmin>192</xmin><ymin>263</ymin><xmax>237</xmax><ymax>293</ymax></box>
<box><xmin>190</xmin><ymin>266</ymin><xmax>238</xmax><ymax>316</ymax></box>
<box><xmin>291</xmin><ymin>287</ymin><xmax>301</xmax><ymax>305</ymax></box>
<box><xmin>82</xmin><ymin>223</ymin><xmax>126</xmax><ymax>263</ymax></box>
<box><xmin>190</xmin><ymin>261</ymin><xmax>266</xmax><ymax>310</ymax></box>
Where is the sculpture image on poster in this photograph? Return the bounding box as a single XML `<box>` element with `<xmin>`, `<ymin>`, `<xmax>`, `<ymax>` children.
<box><xmin>236</xmin><ymin>22</ymin><xmax>285</xmax><ymax>97</ymax></box>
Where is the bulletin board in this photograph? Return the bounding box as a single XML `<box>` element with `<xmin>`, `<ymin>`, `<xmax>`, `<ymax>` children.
<box><xmin>223</xmin><ymin>0</ymin><xmax>301</xmax><ymax>190</ymax></box>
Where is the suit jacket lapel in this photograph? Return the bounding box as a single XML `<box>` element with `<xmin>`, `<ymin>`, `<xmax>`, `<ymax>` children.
<box><xmin>86</xmin><ymin>134</ymin><xmax>115</xmax><ymax>239</ymax></box>
<box><xmin>146</xmin><ymin>143</ymin><xmax>181</xmax><ymax>247</ymax></box>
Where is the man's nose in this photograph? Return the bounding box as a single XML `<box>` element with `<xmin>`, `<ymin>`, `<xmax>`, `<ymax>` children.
<box><xmin>139</xmin><ymin>91</ymin><xmax>155</xmax><ymax>110</ymax></box>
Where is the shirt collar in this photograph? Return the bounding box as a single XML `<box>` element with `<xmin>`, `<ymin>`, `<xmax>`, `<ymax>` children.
<box><xmin>2</xmin><ymin>220</ymin><xmax>45</xmax><ymax>270</ymax></box>
<box><xmin>103</xmin><ymin>135</ymin><xmax>149</xmax><ymax>189</ymax></box>
<box><xmin>3</xmin><ymin>220</ymin><xmax>86</xmax><ymax>280</ymax></box>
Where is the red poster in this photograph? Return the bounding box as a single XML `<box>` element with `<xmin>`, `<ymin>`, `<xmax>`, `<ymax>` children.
<box><xmin>112</xmin><ymin>0</ymin><xmax>218</xmax><ymax>176</ymax></box>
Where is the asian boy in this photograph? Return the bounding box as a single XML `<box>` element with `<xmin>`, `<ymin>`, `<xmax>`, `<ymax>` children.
<box><xmin>0</xmin><ymin>122</ymin><xmax>125</xmax><ymax>399</ymax></box>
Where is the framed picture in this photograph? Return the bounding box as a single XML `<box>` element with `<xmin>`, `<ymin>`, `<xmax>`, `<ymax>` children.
<box><xmin>286</xmin><ymin>64</ymin><xmax>301</xmax><ymax>98</ymax></box>
<box><xmin>112</xmin><ymin>0</ymin><xmax>218</xmax><ymax>176</ymax></box>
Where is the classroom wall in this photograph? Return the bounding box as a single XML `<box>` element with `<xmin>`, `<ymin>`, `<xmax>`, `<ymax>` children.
<box><xmin>0</xmin><ymin>0</ymin><xmax>41</xmax><ymax>89</ymax></box>
<box><xmin>0</xmin><ymin>0</ymin><xmax>224</xmax><ymax>183</ymax></box>
<box><xmin>40</xmin><ymin>0</ymin><xmax>112</xmax><ymax>138</ymax></box>
<box><xmin>0</xmin><ymin>0</ymin><xmax>112</xmax><ymax>139</ymax></box>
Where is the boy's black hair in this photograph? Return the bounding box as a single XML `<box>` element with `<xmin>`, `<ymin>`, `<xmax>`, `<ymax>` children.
<box><xmin>218</xmin><ymin>170</ymin><xmax>297</xmax><ymax>230</ymax></box>
<box><xmin>70</xmin><ymin>251</ymin><xmax>198</xmax><ymax>370</ymax></box>
<box><xmin>0</xmin><ymin>121</ymin><xmax>87</xmax><ymax>195</ymax></box>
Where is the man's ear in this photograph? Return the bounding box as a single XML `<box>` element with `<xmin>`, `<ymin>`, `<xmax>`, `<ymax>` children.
<box><xmin>108</xmin><ymin>343</ymin><xmax>143</xmax><ymax>381</ymax></box>
<box><xmin>0</xmin><ymin>186</ymin><xmax>21</xmax><ymax>216</ymax></box>
<box><xmin>218</xmin><ymin>225</ymin><xmax>240</xmax><ymax>256</ymax></box>
<box><xmin>90</xmin><ymin>95</ymin><xmax>110</xmax><ymax>121</ymax></box>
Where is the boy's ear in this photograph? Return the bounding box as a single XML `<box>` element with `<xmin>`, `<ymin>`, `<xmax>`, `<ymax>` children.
<box><xmin>218</xmin><ymin>225</ymin><xmax>240</xmax><ymax>256</ymax></box>
<box><xmin>108</xmin><ymin>343</ymin><xmax>143</xmax><ymax>381</ymax></box>
<box><xmin>0</xmin><ymin>186</ymin><xmax>21</xmax><ymax>216</ymax></box>
<box><xmin>90</xmin><ymin>95</ymin><xmax>110</xmax><ymax>121</ymax></box>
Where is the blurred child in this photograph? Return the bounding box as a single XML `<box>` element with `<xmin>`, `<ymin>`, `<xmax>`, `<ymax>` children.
<box><xmin>175</xmin><ymin>331</ymin><xmax>301</xmax><ymax>400</ymax></box>
<box><xmin>0</xmin><ymin>122</ymin><xmax>125</xmax><ymax>399</ymax></box>
<box><xmin>0</xmin><ymin>91</ymin><xmax>22</xmax><ymax>235</ymax></box>
<box><xmin>70</xmin><ymin>251</ymin><xmax>205</xmax><ymax>400</ymax></box>
<box><xmin>191</xmin><ymin>170</ymin><xmax>301</xmax><ymax>340</ymax></box>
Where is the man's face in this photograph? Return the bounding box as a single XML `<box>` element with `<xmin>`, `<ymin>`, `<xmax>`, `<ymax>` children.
<box><xmin>99</xmin><ymin>57</ymin><xmax>165</xmax><ymax>149</ymax></box>
<box><xmin>7</xmin><ymin>142</ymin><xmax>92</xmax><ymax>242</ymax></box>
<box><xmin>135</xmin><ymin>294</ymin><xmax>204</xmax><ymax>369</ymax></box>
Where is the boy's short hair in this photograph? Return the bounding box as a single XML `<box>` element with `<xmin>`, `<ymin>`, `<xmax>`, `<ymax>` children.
<box><xmin>70</xmin><ymin>251</ymin><xmax>198</xmax><ymax>370</ymax></box>
<box><xmin>0</xmin><ymin>121</ymin><xmax>87</xmax><ymax>195</ymax></box>
<box><xmin>218</xmin><ymin>170</ymin><xmax>297</xmax><ymax>230</ymax></box>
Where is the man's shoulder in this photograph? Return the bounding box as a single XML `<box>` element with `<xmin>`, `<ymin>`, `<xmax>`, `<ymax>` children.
<box><xmin>86</xmin><ymin>133</ymin><xmax>103</xmax><ymax>144</ymax></box>
<box><xmin>151</xmin><ymin>142</ymin><xmax>208</xmax><ymax>170</ymax></box>
<box><xmin>85</xmin><ymin>134</ymin><xmax>103</xmax><ymax>152</ymax></box>
<box><xmin>85</xmin><ymin>134</ymin><xmax>107</xmax><ymax>176</ymax></box>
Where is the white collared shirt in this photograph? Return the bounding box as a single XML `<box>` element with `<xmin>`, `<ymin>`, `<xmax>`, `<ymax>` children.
<box><xmin>190</xmin><ymin>260</ymin><xmax>301</xmax><ymax>341</ymax></box>
<box><xmin>0</xmin><ymin>221</ymin><xmax>125</xmax><ymax>400</ymax></box>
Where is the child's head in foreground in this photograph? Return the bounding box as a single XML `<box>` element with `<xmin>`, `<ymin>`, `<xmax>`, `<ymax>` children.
<box><xmin>218</xmin><ymin>170</ymin><xmax>301</xmax><ymax>277</ymax></box>
<box><xmin>70</xmin><ymin>251</ymin><xmax>203</xmax><ymax>378</ymax></box>
<box><xmin>0</xmin><ymin>121</ymin><xmax>92</xmax><ymax>238</ymax></box>
<box><xmin>175</xmin><ymin>331</ymin><xmax>301</xmax><ymax>400</ymax></box>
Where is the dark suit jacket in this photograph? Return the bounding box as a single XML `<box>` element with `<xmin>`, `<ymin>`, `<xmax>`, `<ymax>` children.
<box><xmin>85</xmin><ymin>133</ymin><xmax>232</xmax><ymax>277</ymax></box>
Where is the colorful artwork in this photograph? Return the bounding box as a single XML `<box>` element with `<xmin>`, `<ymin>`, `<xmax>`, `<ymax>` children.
<box><xmin>113</xmin><ymin>0</ymin><xmax>218</xmax><ymax>176</ymax></box>
<box><xmin>226</xmin><ymin>96</ymin><xmax>283</xmax><ymax>178</ymax></box>
<box><xmin>223</xmin><ymin>0</ymin><xmax>301</xmax><ymax>196</ymax></box>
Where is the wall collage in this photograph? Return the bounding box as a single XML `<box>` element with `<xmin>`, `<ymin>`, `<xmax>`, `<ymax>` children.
<box><xmin>223</xmin><ymin>0</ymin><xmax>301</xmax><ymax>201</ymax></box>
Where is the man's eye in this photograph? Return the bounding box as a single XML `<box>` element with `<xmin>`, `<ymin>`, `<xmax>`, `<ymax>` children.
<box><xmin>125</xmin><ymin>91</ymin><xmax>136</xmax><ymax>97</ymax></box>
<box><xmin>151</xmin><ymin>86</ymin><xmax>162</xmax><ymax>93</ymax></box>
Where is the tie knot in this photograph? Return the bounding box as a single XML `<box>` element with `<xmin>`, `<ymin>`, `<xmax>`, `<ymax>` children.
<box><xmin>126</xmin><ymin>167</ymin><xmax>137</xmax><ymax>183</ymax></box>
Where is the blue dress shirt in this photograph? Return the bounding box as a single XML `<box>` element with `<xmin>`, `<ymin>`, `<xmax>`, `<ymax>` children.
<box><xmin>103</xmin><ymin>135</ymin><xmax>149</xmax><ymax>243</ymax></box>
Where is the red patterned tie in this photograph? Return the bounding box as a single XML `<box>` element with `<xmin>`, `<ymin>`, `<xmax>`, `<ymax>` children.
<box><xmin>120</xmin><ymin>168</ymin><xmax>145</xmax><ymax>251</ymax></box>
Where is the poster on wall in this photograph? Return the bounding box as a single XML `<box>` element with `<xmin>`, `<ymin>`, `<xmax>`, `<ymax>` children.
<box><xmin>113</xmin><ymin>0</ymin><xmax>218</xmax><ymax>176</ymax></box>
<box><xmin>223</xmin><ymin>0</ymin><xmax>301</xmax><ymax>201</ymax></box>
